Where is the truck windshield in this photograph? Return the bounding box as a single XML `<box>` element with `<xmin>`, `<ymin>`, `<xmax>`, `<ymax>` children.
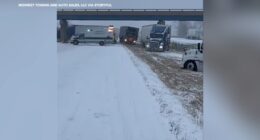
<box><xmin>151</xmin><ymin>26</ymin><xmax>166</xmax><ymax>34</ymax></box>
<box><xmin>150</xmin><ymin>33</ymin><xmax>163</xmax><ymax>38</ymax></box>
<box><xmin>126</xmin><ymin>28</ymin><xmax>138</xmax><ymax>36</ymax></box>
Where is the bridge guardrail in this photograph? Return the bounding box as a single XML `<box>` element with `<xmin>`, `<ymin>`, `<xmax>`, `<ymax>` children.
<box><xmin>58</xmin><ymin>9</ymin><xmax>204</xmax><ymax>12</ymax></box>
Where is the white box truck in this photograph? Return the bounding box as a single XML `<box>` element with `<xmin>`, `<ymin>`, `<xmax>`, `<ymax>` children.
<box><xmin>70</xmin><ymin>25</ymin><xmax>116</xmax><ymax>46</ymax></box>
<box><xmin>140</xmin><ymin>24</ymin><xmax>171</xmax><ymax>51</ymax></box>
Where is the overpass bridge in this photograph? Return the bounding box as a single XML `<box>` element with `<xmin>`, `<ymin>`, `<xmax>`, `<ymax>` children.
<box><xmin>57</xmin><ymin>9</ymin><xmax>203</xmax><ymax>21</ymax></box>
<box><xmin>58</xmin><ymin>9</ymin><xmax>203</xmax><ymax>42</ymax></box>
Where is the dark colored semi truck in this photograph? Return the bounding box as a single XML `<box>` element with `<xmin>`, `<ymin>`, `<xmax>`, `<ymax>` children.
<box><xmin>119</xmin><ymin>26</ymin><xmax>139</xmax><ymax>44</ymax></box>
<box><xmin>140</xmin><ymin>24</ymin><xmax>171</xmax><ymax>52</ymax></box>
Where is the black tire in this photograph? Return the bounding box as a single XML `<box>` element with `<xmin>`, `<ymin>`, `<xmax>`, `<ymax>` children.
<box><xmin>162</xmin><ymin>46</ymin><xmax>166</xmax><ymax>52</ymax></box>
<box><xmin>113</xmin><ymin>40</ymin><xmax>117</xmax><ymax>44</ymax></box>
<box><xmin>160</xmin><ymin>48</ymin><xmax>165</xmax><ymax>52</ymax></box>
<box><xmin>142</xmin><ymin>42</ymin><xmax>146</xmax><ymax>48</ymax></box>
<box><xmin>184</xmin><ymin>60</ymin><xmax>198</xmax><ymax>71</ymax></box>
<box><xmin>166</xmin><ymin>45</ymin><xmax>170</xmax><ymax>51</ymax></box>
<box><xmin>99</xmin><ymin>41</ymin><xmax>105</xmax><ymax>46</ymax></box>
<box><xmin>72</xmin><ymin>40</ymin><xmax>79</xmax><ymax>45</ymax></box>
<box><xmin>120</xmin><ymin>38</ymin><xmax>123</xmax><ymax>43</ymax></box>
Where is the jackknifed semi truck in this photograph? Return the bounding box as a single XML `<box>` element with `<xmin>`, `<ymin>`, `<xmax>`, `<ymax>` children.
<box><xmin>70</xmin><ymin>25</ymin><xmax>117</xmax><ymax>46</ymax></box>
<box><xmin>119</xmin><ymin>26</ymin><xmax>139</xmax><ymax>44</ymax></box>
<box><xmin>140</xmin><ymin>24</ymin><xmax>171</xmax><ymax>51</ymax></box>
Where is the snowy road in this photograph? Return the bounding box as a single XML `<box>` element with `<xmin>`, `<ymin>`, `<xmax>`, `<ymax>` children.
<box><xmin>58</xmin><ymin>44</ymin><xmax>174</xmax><ymax>140</ymax></box>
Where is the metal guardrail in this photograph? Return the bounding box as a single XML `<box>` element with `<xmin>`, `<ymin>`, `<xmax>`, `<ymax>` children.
<box><xmin>57</xmin><ymin>9</ymin><xmax>203</xmax><ymax>21</ymax></box>
<box><xmin>58</xmin><ymin>9</ymin><xmax>204</xmax><ymax>12</ymax></box>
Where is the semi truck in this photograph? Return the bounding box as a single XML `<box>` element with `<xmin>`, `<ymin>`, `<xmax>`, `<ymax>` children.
<box><xmin>70</xmin><ymin>25</ymin><xmax>116</xmax><ymax>46</ymax></box>
<box><xmin>140</xmin><ymin>24</ymin><xmax>171</xmax><ymax>51</ymax></box>
<box><xmin>182</xmin><ymin>43</ymin><xmax>203</xmax><ymax>72</ymax></box>
<box><xmin>119</xmin><ymin>26</ymin><xmax>139</xmax><ymax>44</ymax></box>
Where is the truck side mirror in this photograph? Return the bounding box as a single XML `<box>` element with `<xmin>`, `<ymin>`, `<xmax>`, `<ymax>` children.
<box><xmin>197</xmin><ymin>43</ymin><xmax>203</xmax><ymax>53</ymax></box>
<box><xmin>197</xmin><ymin>43</ymin><xmax>201</xmax><ymax>50</ymax></box>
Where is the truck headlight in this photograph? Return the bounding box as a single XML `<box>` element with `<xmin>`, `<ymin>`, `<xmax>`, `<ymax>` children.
<box><xmin>146</xmin><ymin>44</ymin><xmax>150</xmax><ymax>48</ymax></box>
<box><xmin>124</xmin><ymin>39</ymin><xmax>127</xmax><ymax>42</ymax></box>
<box><xmin>159</xmin><ymin>43</ymin><xmax>164</xmax><ymax>49</ymax></box>
<box><xmin>133</xmin><ymin>40</ymin><xmax>137</xmax><ymax>43</ymax></box>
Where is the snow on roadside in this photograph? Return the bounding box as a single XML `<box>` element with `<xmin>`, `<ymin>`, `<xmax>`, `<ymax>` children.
<box><xmin>58</xmin><ymin>44</ymin><xmax>175</xmax><ymax>140</ymax></box>
<box><xmin>156</xmin><ymin>52</ymin><xmax>183</xmax><ymax>60</ymax></box>
<box><xmin>126</xmin><ymin>48</ymin><xmax>202</xmax><ymax>140</ymax></box>
<box><xmin>57</xmin><ymin>43</ymin><xmax>116</xmax><ymax>52</ymax></box>
<box><xmin>171</xmin><ymin>37</ymin><xmax>203</xmax><ymax>45</ymax></box>
<box><xmin>151</xmin><ymin>51</ymin><xmax>183</xmax><ymax>64</ymax></box>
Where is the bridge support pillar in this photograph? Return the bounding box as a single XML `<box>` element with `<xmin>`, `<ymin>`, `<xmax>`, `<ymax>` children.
<box><xmin>60</xmin><ymin>19</ymin><xmax>68</xmax><ymax>43</ymax></box>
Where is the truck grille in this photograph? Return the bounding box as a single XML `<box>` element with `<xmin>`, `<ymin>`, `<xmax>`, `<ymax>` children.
<box><xmin>150</xmin><ymin>41</ymin><xmax>159</xmax><ymax>48</ymax></box>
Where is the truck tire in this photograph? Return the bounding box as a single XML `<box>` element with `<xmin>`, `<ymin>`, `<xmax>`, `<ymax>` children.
<box><xmin>72</xmin><ymin>40</ymin><xmax>79</xmax><ymax>45</ymax></box>
<box><xmin>162</xmin><ymin>46</ymin><xmax>166</xmax><ymax>52</ymax></box>
<box><xmin>113</xmin><ymin>40</ymin><xmax>117</xmax><ymax>44</ymax></box>
<box><xmin>161</xmin><ymin>47</ymin><xmax>165</xmax><ymax>52</ymax></box>
<box><xmin>99</xmin><ymin>41</ymin><xmax>105</xmax><ymax>46</ymax></box>
<box><xmin>166</xmin><ymin>45</ymin><xmax>170</xmax><ymax>51</ymax></box>
<box><xmin>142</xmin><ymin>42</ymin><xmax>146</xmax><ymax>48</ymax></box>
<box><xmin>120</xmin><ymin>38</ymin><xmax>123</xmax><ymax>43</ymax></box>
<box><xmin>184</xmin><ymin>60</ymin><xmax>197</xmax><ymax>71</ymax></box>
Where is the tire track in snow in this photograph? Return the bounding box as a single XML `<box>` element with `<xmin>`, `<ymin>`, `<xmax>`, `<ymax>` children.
<box><xmin>125</xmin><ymin>47</ymin><xmax>202</xmax><ymax>140</ymax></box>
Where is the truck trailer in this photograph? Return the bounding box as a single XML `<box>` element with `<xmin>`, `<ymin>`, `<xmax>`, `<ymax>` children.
<box><xmin>70</xmin><ymin>25</ymin><xmax>116</xmax><ymax>46</ymax></box>
<box><xmin>119</xmin><ymin>26</ymin><xmax>139</xmax><ymax>44</ymax></box>
<box><xmin>140</xmin><ymin>24</ymin><xmax>171</xmax><ymax>51</ymax></box>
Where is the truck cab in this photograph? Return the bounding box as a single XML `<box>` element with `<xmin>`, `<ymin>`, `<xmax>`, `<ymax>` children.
<box><xmin>119</xmin><ymin>26</ymin><xmax>139</xmax><ymax>44</ymax></box>
<box><xmin>145</xmin><ymin>24</ymin><xmax>171</xmax><ymax>51</ymax></box>
<box><xmin>182</xmin><ymin>43</ymin><xmax>203</xmax><ymax>72</ymax></box>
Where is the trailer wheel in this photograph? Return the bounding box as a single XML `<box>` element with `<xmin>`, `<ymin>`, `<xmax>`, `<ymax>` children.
<box><xmin>184</xmin><ymin>60</ymin><xmax>197</xmax><ymax>71</ymax></box>
<box><xmin>72</xmin><ymin>40</ymin><xmax>79</xmax><ymax>45</ymax></box>
<box><xmin>120</xmin><ymin>38</ymin><xmax>123</xmax><ymax>43</ymax></box>
<box><xmin>99</xmin><ymin>41</ymin><xmax>105</xmax><ymax>46</ymax></box>
<box><xmin>166</xmin><ymin>45</ymin><xmax>170</xmax><ymax>51</ymax></box>
<box><xmin>142</xmin><ymin>42</ymin><xmax>146</xmax><ymax>48</ymax></box>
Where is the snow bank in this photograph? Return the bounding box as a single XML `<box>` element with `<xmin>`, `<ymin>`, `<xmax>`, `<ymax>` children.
<box><xmin>127</xmin><ymin>48</ymin><xmax>202</xmax><ymax>140</ymax></box>
<box><xmin>152</xmin><ymin>51</ymin><xmax>183</xmax><ymax>61</ymax></box>
<box><xmin>171</xmin><ymin>37</ymin><xmax>203</xmax><ymax>45</ymax></box>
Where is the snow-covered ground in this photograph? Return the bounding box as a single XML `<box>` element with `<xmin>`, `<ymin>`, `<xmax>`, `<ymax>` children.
<box><xmin>171</xmin><ymin>37</ymin><xmax>203</xmax><ymax>45</ymax></box>
<box><xmin>152</xmin><ymin>51</ymin><xmax>183</xmax><ymax>62</ymax></box>
<box><xmin>58</xmin><ymin>43</ymin><xmax>202</xmax><ymax>140</ymax></box>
